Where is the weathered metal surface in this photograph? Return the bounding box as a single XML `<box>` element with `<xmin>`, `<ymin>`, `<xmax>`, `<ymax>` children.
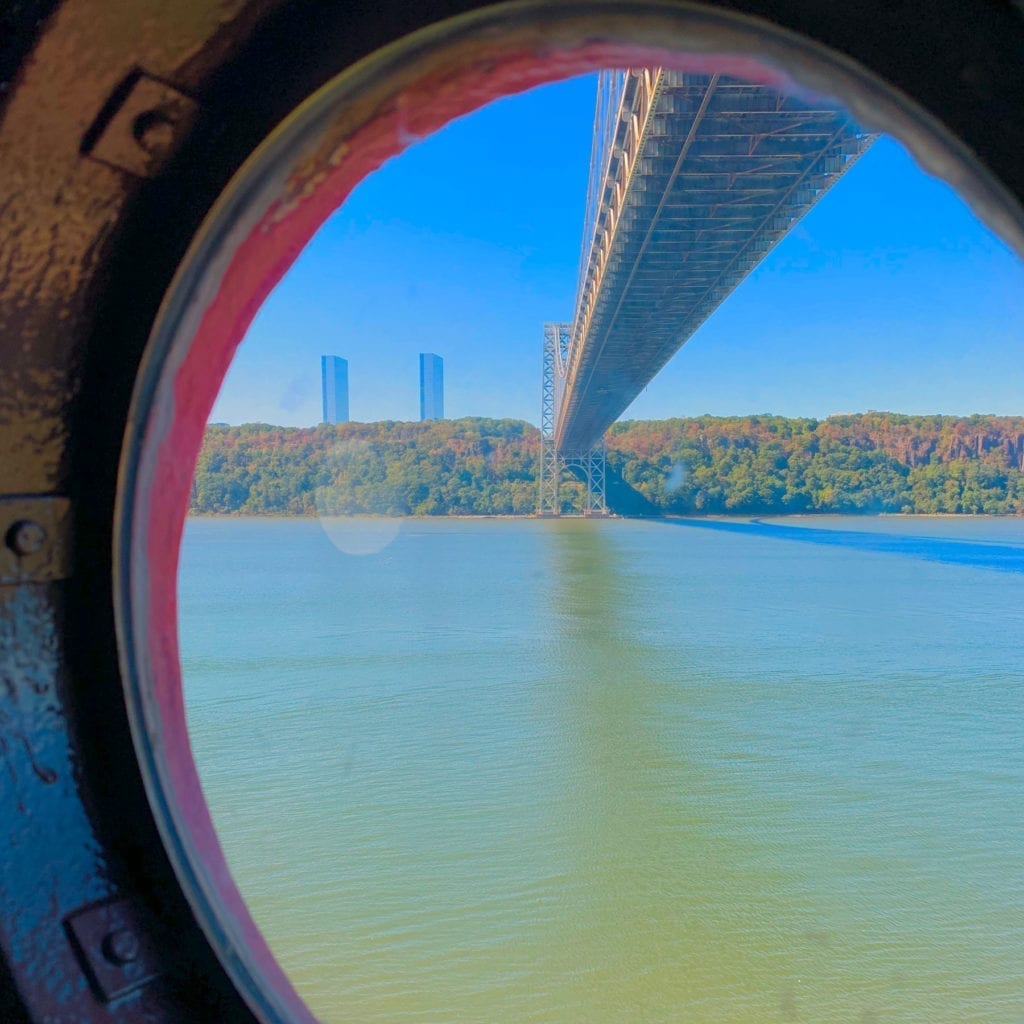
<box><xmin>558</xmin><ymin>69</ymin><xmax>872</xmax><ymax>451</ymax></box>
<box><xmin>65</xmin><ymin>898</ymin><xmax>163</xmax><ymax>1002</ymax></box>
<box><xmin>0</xmin><ymin>582</ymin><xmax>119</xmax><ymax>1020</ymax></box>
<box><xmin>0</xmin><ymin>1</ymin><xmax>300</xmax><ymax>1020</ymax></box>
<box><xmin>1</xmin><ymin>496</ymin><xmax>71</xmax><ymax>585</ymax></box>
<box><xmin>0</xmin><ymin>0</ymin><xmax>269</xmax><ymax>495</ymax></box>
<box><xmin>82</xmin><ymin>72</ymin><xmax>199</xmax><ymax>179</ymax></box>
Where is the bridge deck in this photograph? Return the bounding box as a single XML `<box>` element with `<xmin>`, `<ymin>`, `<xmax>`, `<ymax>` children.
<box><xmin>556</xmin><ymin>71</ymin><xmax>872</xmax><ymax>452</ymax></box>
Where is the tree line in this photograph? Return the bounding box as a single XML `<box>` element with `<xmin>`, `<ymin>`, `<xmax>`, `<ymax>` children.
<box><xmin>191</xmin><ymin>413</ymin><xmax>1024</xmax><ymax>517</ymax></box>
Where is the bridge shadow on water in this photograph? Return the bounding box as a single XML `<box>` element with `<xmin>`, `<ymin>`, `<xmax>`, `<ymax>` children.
<box><xmin>648</xmin><ymin>516</ymin><xmax>1024</xmax><ymax>575</ymax></box>
<box><xmin>604</xmin><ymin>463</ymin><xmax>660</xmax><ymax>516</ymax></box>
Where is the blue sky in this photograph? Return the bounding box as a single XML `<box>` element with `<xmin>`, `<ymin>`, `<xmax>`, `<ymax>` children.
<box><xmin>210</xmin><ymin>73</ymin><xmax>1024</xmax><ymax>427</ymax></box>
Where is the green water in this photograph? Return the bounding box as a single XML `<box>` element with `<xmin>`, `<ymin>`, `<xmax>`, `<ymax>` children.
<box><xmin>179</xmin><ymin>516</ymin><xmax>1024</xmax><ymax>1023</ymax></box>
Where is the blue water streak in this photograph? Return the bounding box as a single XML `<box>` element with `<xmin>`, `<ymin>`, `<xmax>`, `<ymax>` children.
<box><xmin>657</xmin><ymin>517</ymin><xmax>1024</xmax><ymax>574</ymax></box>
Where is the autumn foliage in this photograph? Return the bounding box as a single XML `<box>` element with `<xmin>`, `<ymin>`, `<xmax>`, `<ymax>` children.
<box><xmin>190</xmin><ymin>413</ymin><xmax>1024</xmax><ymax>516</ymax></box>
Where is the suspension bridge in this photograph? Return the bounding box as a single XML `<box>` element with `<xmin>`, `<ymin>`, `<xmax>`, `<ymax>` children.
<box><xmin>539</xmin><ymin>69</ymin><xmax>873</xmax><ymax>515</ymax></box>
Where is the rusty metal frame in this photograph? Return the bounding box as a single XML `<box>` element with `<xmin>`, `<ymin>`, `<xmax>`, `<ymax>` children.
<box><xmin>1</xmin><ymin>1</ymin><xmax>1023</xmax><ymax>1022</ymax></box>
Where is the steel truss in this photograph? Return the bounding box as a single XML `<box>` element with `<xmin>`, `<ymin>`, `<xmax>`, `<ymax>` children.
<box><xmin>538</xmin><ymin>322</ymin><xmax>608</xmax><ymax>516</ymax></box>
<box><xmin>559</xmin><ymin>68</ymin><xmax>874</xmax><ymax>452</ymax></box>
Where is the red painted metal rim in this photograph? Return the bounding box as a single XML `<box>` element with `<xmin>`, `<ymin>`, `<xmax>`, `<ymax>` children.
<box><xmin>113</xmin><ymin>4</ymin><xmax>1024</xmax><ymax>1021</ymax></box>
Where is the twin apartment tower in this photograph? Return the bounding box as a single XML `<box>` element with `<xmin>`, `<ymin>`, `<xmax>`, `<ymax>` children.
<box><xmin>320</xmin><ymin>353</ymin><xmax>444</xmax><ymax>424</ymax></box>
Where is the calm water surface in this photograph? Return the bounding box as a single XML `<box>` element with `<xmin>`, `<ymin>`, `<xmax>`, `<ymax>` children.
<box><xmin>179</xmin><ymin>516</ymin><xmax>1024</xmax><ymax>1023</ymax></box>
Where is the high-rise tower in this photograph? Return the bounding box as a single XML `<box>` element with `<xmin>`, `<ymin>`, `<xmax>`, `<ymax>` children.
<box><xmin>419</xmin><ymin>353</ymin><xmax>444</xmax><ymax>421</ymax></box>
<box><xmin>321</xmin><ymin>355</ymin><xmax>349</xmax><ymax>423</ymax></box>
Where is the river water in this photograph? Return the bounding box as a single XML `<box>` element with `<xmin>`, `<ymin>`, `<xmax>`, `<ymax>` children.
<box><xmin>179</xmin><ymin>515</ymin><xmax>1024</xmax><ymax>1023</ymax></box>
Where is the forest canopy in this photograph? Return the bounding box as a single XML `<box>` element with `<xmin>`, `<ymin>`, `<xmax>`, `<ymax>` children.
<box><xmin>191</xmin><ymin>413</ymin><xmax>1024</xmax><ymax>517</ymax></box>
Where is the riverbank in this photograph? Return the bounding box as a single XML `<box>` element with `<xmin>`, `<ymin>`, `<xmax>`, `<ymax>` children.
<box><xmin>191</xmin><ymin>413</ymin><xmax>1024</xmax><ymax>517</ymax></box>
<box><xmin>185</xmin><ymin>509</ymin><xmax>1024</xmax><ymax>520</ymax></box>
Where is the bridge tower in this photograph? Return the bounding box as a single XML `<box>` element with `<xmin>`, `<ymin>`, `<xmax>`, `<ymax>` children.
<box><xmin>538</xmin><ymin>322</ymin><xmax>608</xmax><ymax>516</ymax></box>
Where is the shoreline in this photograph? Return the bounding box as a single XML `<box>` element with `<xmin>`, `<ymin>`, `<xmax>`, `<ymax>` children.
<box><xmin>185</xmin><ymin>510</ymin><xmax>1024</xmax><ymax>520</ymax></box>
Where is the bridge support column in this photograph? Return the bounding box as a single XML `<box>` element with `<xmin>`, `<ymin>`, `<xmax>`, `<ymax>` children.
<box><xmin>538</xmin><ymin>443</ymin><xmax>607</xmax><ymax>516</ymax></box>
<box><xmin>538</xmin><ymin>322</ymin><xmax>608</xmax><ymax>516</ymax></box>
<box><xmin>538</xmin><ymin>322</ymin><xmax>561</xmax><ymax>515</ymax></box>
<box><xmin>560</xmin><ymin>443</ymin><xmax>608</xmax><ymax>515</ymax></box>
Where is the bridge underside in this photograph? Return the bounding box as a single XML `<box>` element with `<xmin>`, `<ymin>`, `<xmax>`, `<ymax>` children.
<box><xmin>557</xmin><ymin>71</ymin><xmax>871</xmax><ymax>453</ymax></box>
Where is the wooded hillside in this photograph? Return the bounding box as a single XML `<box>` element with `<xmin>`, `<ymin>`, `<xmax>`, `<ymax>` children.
<box><xmin>191</xmin><ymin>414</ymin><xmax>1024</xmax><ymax>516</ymax></box>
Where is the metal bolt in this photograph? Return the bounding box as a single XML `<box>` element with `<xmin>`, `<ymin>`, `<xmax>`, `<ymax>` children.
<box><xmin>6</xmin><ymin>519</ymin><xmax>46</xmax><ymax>557</ymax></box>
<box><xmin>131</xmin><ymin>109</ymin><xmax>176</xmax><ymax>157</ymax></box>
<box><xmin>101</xmin><ymin>928</ymin><xmax>139</xmax><ymax>967</ymax></box>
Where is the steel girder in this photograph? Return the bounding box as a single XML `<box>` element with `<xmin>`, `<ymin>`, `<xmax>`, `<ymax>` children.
<box><xmin>558</xmin><ymin>70</ymin><xmax>873</xmax><ymax>452</ymax></box>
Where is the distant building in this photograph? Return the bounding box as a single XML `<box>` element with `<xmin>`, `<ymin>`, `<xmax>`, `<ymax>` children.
<box><xmin>419</xmin><ymin>353</ymin><xmax>444</xmax><ymax>421</ymax></box>
<box><xmin>321</xmin><ymin>355</ymin><xmax>349</xmax><ymax>423</ymax></box>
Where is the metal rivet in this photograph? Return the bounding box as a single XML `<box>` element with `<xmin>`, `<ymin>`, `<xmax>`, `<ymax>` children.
<box><xmin>101</xmin><ymin>928</ymin><xmax>139</xmax><ymax>967</ymax></box>
<box><xmin>83</xmin><ymin>72</ymin><xmax>198</xmax><ymax>178</ymax></box>
<box><xmin>66</xmin><ymin>897</ymin><xmax>161</xmax><ymax>1001</ymax></box>
<box><xmin>5</xmin><ymin>519</ymin><xmax>46</xmax><ymax>557</ymax></box>
<box><xmin>132</xmin><ymin>109</ymin><xmax>177</xmax><ymax>157</ymax></box>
